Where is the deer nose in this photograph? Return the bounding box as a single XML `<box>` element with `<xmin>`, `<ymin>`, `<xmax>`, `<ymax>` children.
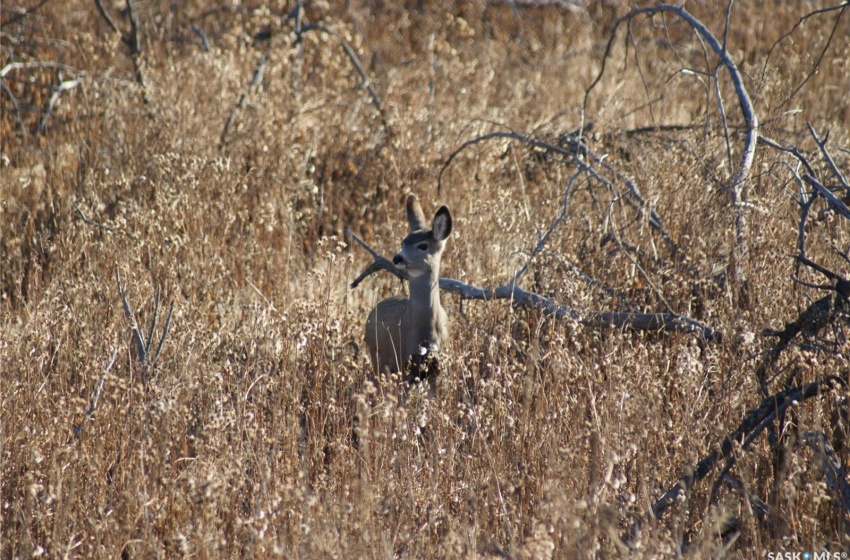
<box><xmin>392</xmin><ymin>254</ymin><xmax>404</xmax><ymax>266</ymax></box>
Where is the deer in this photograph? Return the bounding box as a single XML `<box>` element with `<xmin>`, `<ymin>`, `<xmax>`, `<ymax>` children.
<box><xmin>365</xmin><ymin>194</ymin><xmax>453</xmax><ymax>385</ymax></box>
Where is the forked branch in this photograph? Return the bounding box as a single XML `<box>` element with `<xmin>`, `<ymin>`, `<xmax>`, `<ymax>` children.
<box><xmin>585</xmin><ymin>4</ymin><xmax>758</xmax><ymax>282</ymax></box>
<box><xmin>650</xmin><ymin>375</ymin><xmax>847</xmax><ymax>520</ymax></box>
<box><xmin>585</xmin><ymin>4</ymin><xmax>758</xmax><ymax>192</ymax></box>
<box><xmin>348</xmin><ymin>230</ymin><xmax>719</xmax><ymax>341</ymax></box>
<box><xmin>116</xmin><ymin>270</ymin><xmax>174</xmax><ymax>383</ymax></box>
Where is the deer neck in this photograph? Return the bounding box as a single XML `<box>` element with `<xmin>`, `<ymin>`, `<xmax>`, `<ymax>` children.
<box><xmin>406</xmin><ymin>267</ymin><xmax>442</xmax><ymax>326</ymax></box>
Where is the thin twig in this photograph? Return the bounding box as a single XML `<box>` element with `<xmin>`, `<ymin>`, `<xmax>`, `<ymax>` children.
<box><xmin>153</xmin><ymin>301</ymin><xmax>174</xmax><ymax>363</ymax></box>
<box><xmin>220</xmin><ymin>55</ymin><xmax>267</xmax><ymax>150</ymax></box>
<box><xmin>94</xmin><ymin>0</ymin><xmax>122</xmax><ymax>35</ymax></box>
<box><xmin>71</xmin><ymin>348</ymin><xmax>116</xmax><ymax>440</ymax></box>
<box><xmin>757</xmin><ymin>134</ymin><xmax>816</xmax><ymax>177</ymax></box>
<box><xmin>510</xmin><ymin>170</ymin><xmax>581</xmax><ymax>285</ymax></box>
<box><xmin>36</xmin><ymin>74</ymin><xmax>83</xmax><ymax>136</ymax></box>
<box><xmin>0</xmin><ymin>80</ymin><xmax>28</xmax><ymax>140</ymax></box>
<box><xmin>116</xmin><ymin>270</ymin><xmax>148</xmax><ymax>363</ymax></box>
<box><xmin>75</xmin><ymin>203</ymin><xmax>115</xmax><ymax>232</ymax></box>
<box><xmin>191</xmin><ymin>23</ymin><xmax>211</xmax><ymax>52</ymax></box>
<box><xmin>807</xmin><ymin>123</ymin><xmax>850</xmax><ymax>191</ymax></box>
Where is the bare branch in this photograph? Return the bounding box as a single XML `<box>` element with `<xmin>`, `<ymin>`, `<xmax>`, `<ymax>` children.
<box><xmin>347</xmin><ymin>229</ymin><xmax>408</xmax><ymax>289</ymax></box>
<box><xmin>349</xmin><ymin>230</ymin><xmax>720</xmax><ymax>341</ymax></box>
<box><xmin>804</xmin><ymin>175</ymin><xmax>850</xmax><ymax>221</ymax></box>
<box><xmin>510</xmin><ymin>170</ymin><xmax>581</xmax><ymax>285</ymax></box>
<box><xmin>94</xmin><ymin>0</ymin><xmax>121</xmax><ymax>36</ymax></box>
<box><xmin>116</xmin><ymin>271</ymin><xmax>175</xmax><ymax>382</ymax></box>
<box><xmin>592</xmin><ymin>4</ymin><xmax>758</xmax><ymax>184</ymax></box>
<box><xmin>0</xmin><ymin>80</ymin><xmax>28</xmax><ymax>140</ymax></box>
<box><xmin>116</xmin><ymin>270</ymin><xmax>148</xmax><ymax>363</ymax></box>
<box><xmin>152</xmin><ymin>301</ymin><xmax>174</xmax><ymax>363</ymax></box>
<box><xmin>191</xmin><ymin>23</ymin><xmax>211</xmax><ymax>52</ymax></box>
<box><xmin>651</xmin><ymin>376</ymin><xmax>847</xmax><ymax>519</ymax></box>
<box><xmin>757</xmin><ymin>134</ymin><xmax>816</xmax><ymax>177</ymax></box>
<box><xmin>220</xmin><ymin>55</ymin><xmax>267</xmax><ymax>150</ymax></box>
<box><xmin>71</xmin><ymin>348</ymin><xmax>116</xmax><ymax>441</ymax></box>
<box><xmin>584</xmin><ymin>4</ymin><xmax>758</xmax><ymax>282</ymax></box>
<box><xmin>438</xmin><ymin>129</ymin><xmax>674</xmax><ymax>247</ymax></box>
<box><xmin>75</xmin><ymin>202</ymin><xmax>115</xmax><ymax>231</ymax></box>
<box><xmin>36</xmin><ymin>74</ymin><xmax>83</xmax><ymax>136</ymax></box>
<box><xmin>807</xmin><ymin>123</ymin><xmax>850</xmax><ymax>192</ymax></box>
<box><xmin>713</xmin><ymin>62</ymin><xmax>734</xmax><ymax>178</ymax></box>
<box><xmin>125</xmin><ymin>0</ymin><xmax>142</xmax><ymax>55</ymax></box>
<box><xmin>1</xmin><ymin>61</ymin><xmax>82</xmax><ymax>79</ymax></box>
<box><xmin>802</xmin><ymin>431</ymin><xmax>850</xmax><ymax>514</ymax></box>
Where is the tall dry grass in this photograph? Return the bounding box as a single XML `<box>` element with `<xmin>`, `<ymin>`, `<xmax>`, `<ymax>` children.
<box><xmin>2</xmin><ymin>1</ymin><xmax>850</xmax><ymax>557</ymax></box>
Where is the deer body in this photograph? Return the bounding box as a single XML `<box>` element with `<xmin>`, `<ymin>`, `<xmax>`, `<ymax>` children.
<box><xmin>365</xmin><ymin>195</ymin><xmax>452</xmax><ymax>382</ymax></box>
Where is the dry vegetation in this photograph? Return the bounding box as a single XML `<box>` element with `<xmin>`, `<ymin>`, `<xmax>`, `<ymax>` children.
<box><xmin>3</xmin><ymin>1</ymin><xmax>850</xmax><ymax>558</ymax></box>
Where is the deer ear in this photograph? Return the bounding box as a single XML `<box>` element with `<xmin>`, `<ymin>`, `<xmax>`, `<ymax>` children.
<box><xmin>406</xmin><ymin>194</ymin><xmax>427</xmax><ymax>232</ymax></box>
<box><xmin>432</xmin><ymin>206</ymin><xmax>452</xmax><ymax>241</ymax></box>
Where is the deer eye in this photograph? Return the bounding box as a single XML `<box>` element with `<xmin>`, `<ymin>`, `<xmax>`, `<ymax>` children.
<box><xmin>417</xmin><ymin>243</ymin><xmax>429</xmax><ymax>251</ymax></box>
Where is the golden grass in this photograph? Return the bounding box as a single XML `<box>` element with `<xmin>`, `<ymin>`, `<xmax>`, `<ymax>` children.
<box><xmin>2</xmin><ymin>1</ymin><xmax>850</xmax><ymax>557</ymax></box>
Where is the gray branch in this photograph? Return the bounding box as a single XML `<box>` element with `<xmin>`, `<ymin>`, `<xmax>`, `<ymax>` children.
<box><xmin>806</xmin><ymin>123</ymin><xmax>850</xmax><ymax>192</ymax></box>
<box><xmin>220</xmin><ymin>55</ymin><xmax>267</xmax><ymax>150</ymax></box>
<box><xmin>348</xmin><ymin>230</ymin><xmax>719</xmax><ymax>341</ymax></box>
<box><xmin>585</xmin><ymin>4</ymin><xmax>758</xmax><ymax>282</ymax></box>
<box><xmin>71</xmin><ymin>349</ymin><xmax>116</xmax><ymax>441</ymax></box>
<box><xmin>802</xmin><ymin>431</ymin><xmax>850</xmax><ymax>515</ymax></box>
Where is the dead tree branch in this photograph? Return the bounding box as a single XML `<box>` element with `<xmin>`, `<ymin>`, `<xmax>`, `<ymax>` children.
<box><xmin>585</xmin><ymin>4</ymin><xmax>758</xmax><ymax>283</ymax></box>
<box><xmin>91</xmin><ymin>0</ymin><xmax>148</xmax><ymax>97</ymax></box>
<box><xmin>220</xmin><ymin>55</ymin><xmax>268</xmax><ymax>150</ymax></box>
<box><xmin>93</xmin><ymin>0</ymin><xmax>121</xmax><ymax>36</ymax></box>
<box><xmin>438</xmin><ymin>129</ymin><xmax>673</xmax><ymax>248</ymax></box>
<box><xmin>70</xmin><ymin>348</ymin><xmax>116</xmax><ymax>441</ymax></box>
<box><xmin>0</xmin><ymin>62</ymin><xmax>85</xmax><ymax>137</ymax></box>
<box><xmin>650</xmin><ymin>375</ymin><xmax>847</xmax><ymax>520</ymax></box>
<box><xmin>116</xmin><ymin>270</ymin><xmax>174</xmax><ymax>384</ymax></box>
<box><xmin>191</xmin><ymin>23</ymin><xmax>211</xmax><ymax>52</ymax></box>
<box><xmin>802</xmin><ymin>431</ymin><xmax>850</xmax><ymax>515</ymax></box>
<box><xmin>348</xmin><ymin>230</ymin><xmax>720</xmax><ymax>341</ymax></box>
<box><xmin>509</xmin><ymin>170</ymin><xmax>581</xmax><ymax>286</ymax></box>
<box><xmin>36</xmin><ymin>72</ymin><xmax>83</xmax><ymax>136</ymax></box>
<box><xmin>437</xmin><ymin>128</ymin><xmax>696</xmax><ymax>316</ymax></box>
<box><xmin>296</xmin><ymin>20</ymin><xmax>391</xmax><ymax>143</ymax></box>
<box><xmin>807</xmin><ymin>123</ymin><xmax>850</xmax><ymax>192</ymax></box>
<box><xmin>124</xmin><ymin>0</ymin><xmax>148</xmax><ymax>97</ymax></box>
<box><xmin>804</xmin><ymin>175</ymin><xmax>850</xmax><ymax>221</ymax></box>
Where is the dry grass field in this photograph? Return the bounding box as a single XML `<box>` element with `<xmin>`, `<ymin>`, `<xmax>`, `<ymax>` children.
<box><xmin>3</xmin><ymin>1</ymin><xmax>850</xmax><ymax>558</ymax></box>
